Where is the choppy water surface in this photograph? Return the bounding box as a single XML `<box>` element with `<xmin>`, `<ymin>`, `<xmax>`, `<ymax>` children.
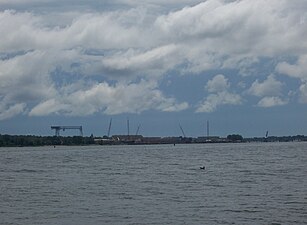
<box><xmin>0</xmin><ymin>142</ymin><xmax>306</xmax><ymax>224</ymax></box>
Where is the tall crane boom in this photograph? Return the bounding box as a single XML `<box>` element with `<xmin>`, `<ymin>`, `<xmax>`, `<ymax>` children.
<box><xmin>107</xmin><ymin>118</ymin><xmax>112</xmax><ymax>137</ymax></box>
<box><xmin>136</xmin><ymin>124</ymin><xmax>141</xmax><ymax>135</ymax></box>
<box><xmin>179</xmin><ymin>124</ymin><xmax>186</xmax><ymax>138</ymax></box>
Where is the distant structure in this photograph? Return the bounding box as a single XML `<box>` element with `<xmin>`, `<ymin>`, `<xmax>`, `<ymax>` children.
<box><xmin>179</xmin><ymin>124</ymin><xmax>186</xmax><ymax>138</ymax></box>
<box><xmin>136</xmin><ymin>124</ymin><xmax>141</xmax><ymax>135</ymax></box>
<box><xmin>107</xmin><ymin>118</ymin><xmax>112</xmax><ymax>137</ymax></box>
<box><xmin>207</xmin><ymin>120</ymin><xmax>210</xmax><ymax>137</ymax></box>
<box><xmin>127</xmin><ymin>118</ymin><xmax>130</xmax><ymax>136</ymax></box>
<box><xmin>265</xmin><ymin>131</ymin><xmax>269</xmax><ymax>138</ymax></box>
<box><xmin>51</xmin><ymin>126</ymin><xmax>83</xmax><ymax>137</ymax></box>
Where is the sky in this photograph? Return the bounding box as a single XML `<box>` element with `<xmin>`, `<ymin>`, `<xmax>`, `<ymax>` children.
<box><xmin>0</xmin><ymin>0</ymin><xmax>307</xmax><ymax>138</ymax></box>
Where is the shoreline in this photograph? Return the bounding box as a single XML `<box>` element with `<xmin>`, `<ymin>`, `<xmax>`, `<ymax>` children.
<box><xmin>0</xmin><ymin>134</ymin><xmax>306</xmax><ymax>147</ymax></box>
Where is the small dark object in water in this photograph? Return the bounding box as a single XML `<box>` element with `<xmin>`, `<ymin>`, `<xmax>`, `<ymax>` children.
<box><xmin>200</xmin><ymin>166</ymin><xmax>205</xmax><ymax>170</ymax></box>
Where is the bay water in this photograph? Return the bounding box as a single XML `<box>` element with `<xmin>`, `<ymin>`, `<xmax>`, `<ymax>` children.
<box><xmin>0</xmin><ymin>142</ymin><xmax>306</xmax><ymax>224</ymax></box>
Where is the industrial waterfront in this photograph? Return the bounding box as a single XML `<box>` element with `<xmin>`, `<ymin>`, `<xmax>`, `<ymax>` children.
<box><xmin>1</xmin><ymin>133</ymin><xmax>307</xmax><ymax>147</ymax></box>
<box><xmin>0</xmin><ymin>120</ymin><xmax>306</xmax><ymax>147</ymax></box>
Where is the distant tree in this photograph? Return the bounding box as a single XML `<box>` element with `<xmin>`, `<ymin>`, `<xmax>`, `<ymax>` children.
<box><xmin>227</xmin><ymin>134</ymin><xmax>243</xmax><ymax>142</ymax></box>
<box><xmin>72</xmin><ymin>136</ymin><xmax>83</xmax><ymax>145</ymax></box>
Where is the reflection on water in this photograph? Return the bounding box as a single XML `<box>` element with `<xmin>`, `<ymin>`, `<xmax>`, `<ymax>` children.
<box><xmin>0</xmin><ymin>142</ymin><xmax>306</xmax><ymax>225</ymax></box>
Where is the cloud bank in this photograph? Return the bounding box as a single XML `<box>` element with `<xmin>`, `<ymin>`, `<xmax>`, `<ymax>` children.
<box><xmin>0</xmin><ymin>0</ymin><xmax>306</xmax><ymax>120</ymax></box>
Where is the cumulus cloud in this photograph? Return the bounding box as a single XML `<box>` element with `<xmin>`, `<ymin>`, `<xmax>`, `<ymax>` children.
<box><xmin>98</xmin><ymin>44</ymin><xmax>181</xmax><ymax>80</ymax></box>
<box><xmin>248</xmin><ymin>75</ymin><xmax>283</xmax><ymax>97</ymax></box>
<box><xmin>247</xmin><ymin>74</ymin><xmax>288</xmax><ymax>107</ymax></box>
<box><xmin>155</xmin><ymin>0</ymin><xmax>307</xmax><ymax>56</ymax></box>
<box><xmin>0</xmin><ymin>50</ymin><xmax>58</xmax><ymax>118</ymax></box>
<box><xmin>29</xmin><ymin>81</ymin><xmax>188</xmax><ymax>116</ymax></box>
<box><xmin>257</xmin><ymin>96</ymin><xmax>287</xmax><ymax>108</ymax></box>
<box><xmin>0</xmin><ymin>0</ymin><xmax>307</xmax><ymax>120</ymax></box>
<box><xmin>196</xmin><ymin>91</ymin><xmax>242</xmax><ymax>113</ymax></box>
<box><xmin>205</xmin><ymin>74</ymin><xmax>230</xmax><ymax>92</ymax></box>
<box><xmin>276</xmin><ymin>55</ymin><xmax>307</xmax><ymax>103</ymax></box>
<box><xmin>0</xmin><ymin>10</ymin><xmax>147</xmax><ymax>52</ymax></box>
<box><xmin>196</xmin><ymin>74</ymin><xmax>242</xmax><ymax>112</ymax></box>
<box><xmin>0</xmin><ymin>103</ymin><xmax>26</xmax><ymax>120</ymax></box>
<box><xmin>276</xmin><ymin>55</ymin><xmax>307</xmax><ymax>81</ymax></box>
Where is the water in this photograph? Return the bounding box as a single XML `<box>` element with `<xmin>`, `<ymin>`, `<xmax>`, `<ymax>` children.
<box><xmin>0</xmin><ymin>142</ymin><xmax>306</xmax><ymax>225</ymax></box>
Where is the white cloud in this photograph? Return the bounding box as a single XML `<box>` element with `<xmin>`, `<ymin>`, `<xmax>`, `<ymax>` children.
<box><xmin>257</xmin><ymin>96</ymin><xmax>287</xmax><ymax>108</ymax></box>
<box><xmin>196</xmin><ymin>91</ymin><xmax>242</xmax><ymax>113</ymax></box>
<box><xmin>276</xmin><ymin>55</ymin><xmax>307</xmax><ymax>104</ymax></box>
<box><xmin>205</xmin><ymin>74</ymin><xmax>229</xmax><ymax>92</ymax></box>
<box><xmin>247</xmin><ymin>75</ymin><xmax>288</xmax><ymax>107</ymax></box>
<box><xmin>29</xmin><ymin>80</ymin><xmax>188</xmax><ymax>116</ymax></box>
<box><xmin>276</xmin><ymin>55</ymin><xmax>307</xmax><ymax>81</ymax></box>
<box><xmin>196</xmin><ymin>74</ymin><xmax>242</xmax><ymax>112</ymax></box>
<box><xmin>28</xmin><ymin>99</ymin><xmax>70</xmax><ymax>116</ymax></box>
<box><xmin>1</xmin><ymin>0</ymin><xmax>307</xmax><ymax>119</ymax></box>
<box><xmin>248</xmin><ymin>75</ymin><xmax>283</xmax><ymax>97</ymax></box>
<box><xmin>299</xmin><ymin>82</ymin><xmax>307</xmax><ymax>103</ymax></box>
<box><xmin>0</xmin><ymin>103</ymin><xmax>26</xmax><ymax>120</ymax></box>
<box><xmin>0</xmin><ymin>10</ymin><xmax>147</xmax><ymax>52</ymax></box>
<box><xmin>98</xmin><ymin>44</ymin><xmax>181</xmax><ymax>80</ymax></box>
<box><xmin>0</xmin><ymin>50</ymin><xmax>58</xmax><ymax>120</ymax></box>
<box><xmin>154</xmin><ymin>0</ymin><xmax>307</xmax><ymax>56</ymax></box>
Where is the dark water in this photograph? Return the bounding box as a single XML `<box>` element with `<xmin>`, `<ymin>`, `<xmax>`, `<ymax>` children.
<box><xmin>0</xmin><ymin>142</ymin><xmax>306</xmax><ymax>225</ymax></box>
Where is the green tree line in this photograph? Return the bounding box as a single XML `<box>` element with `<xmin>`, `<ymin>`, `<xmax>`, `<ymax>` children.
<box><xmin>0</xmin><ymin>135</ymin><xmax>95</xmax><ymax>147</ymax></box>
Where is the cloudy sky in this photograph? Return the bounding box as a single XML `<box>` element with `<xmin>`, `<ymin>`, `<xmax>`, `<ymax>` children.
<box><xmin>0</xmin><ymin>0</ymin><xmax>307</xmax><ymax>137</ymax></box>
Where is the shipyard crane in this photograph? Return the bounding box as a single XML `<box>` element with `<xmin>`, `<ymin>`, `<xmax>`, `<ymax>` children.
<box><xmin>179</xmin><ymin>124</ymin><xmax>186</xmax><ymax>138</ymax></box>
<box><xmin>135</xmin><ymin>124</ymin><xmax>141</xmax><ymax>135</ymax></box>
<box><xmin>265</xmin><ymin>131</ymin><xmax>269</xmax><ymax>138</ymax></box>
<box><xmin>127</xmin><ymin>118</ymin><xmax>130</xmax><ymax>136</ymax></box>
<box><xmin>51</xmin><ymin>126</ymin><xmax>83</xmax><ymax>137</ymax></box>
<box><xmin>107</xmin><ymin>118</ymin><xmax>112</xmax><ymax>137</ymax></box>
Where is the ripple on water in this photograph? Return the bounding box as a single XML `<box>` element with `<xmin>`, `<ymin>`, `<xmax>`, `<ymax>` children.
<box><xmin>0</xmin><ymin>142</ymin><xmax>306</xmax><ymax>225</ymax></box>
